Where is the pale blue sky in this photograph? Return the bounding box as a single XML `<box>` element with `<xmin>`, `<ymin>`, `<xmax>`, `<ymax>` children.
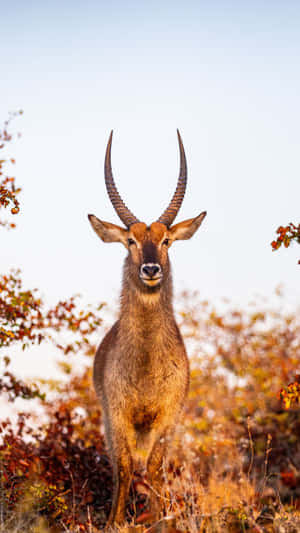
<box><xmin>1</xmin><ymin>0</ymin><xmax>300</xmax><ymax>311</ymax></box>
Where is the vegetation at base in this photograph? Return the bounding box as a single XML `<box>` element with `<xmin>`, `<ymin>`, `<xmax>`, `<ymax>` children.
<box><xmin>1</xmin><ymin>115</ymin><xmax>300</xmax><ymax>532</ymax></box>
<box><xmin>1</xmin><ymin>290</ymin><xmax>300</xmax><ymax>532</ymax></box>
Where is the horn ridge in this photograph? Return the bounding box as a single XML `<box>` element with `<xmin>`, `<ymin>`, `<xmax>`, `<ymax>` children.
<box><xmin>104</xmin><ymin>131</ymin><xmax>140</xmax><ymax>228</ymax></box>
<box><xmin>157</xmin><ymin>129</ymin><xmax>188</xmax><ymax>227</ymax></box>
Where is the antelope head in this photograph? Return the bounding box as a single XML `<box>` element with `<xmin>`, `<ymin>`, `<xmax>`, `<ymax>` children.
<box><xmin>88</xmin><ymin>130</ymin><xmax>206</xmax><ymax>291</ymax></box>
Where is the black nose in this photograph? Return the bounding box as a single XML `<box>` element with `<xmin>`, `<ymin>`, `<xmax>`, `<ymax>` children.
<box><xmin>141</xmin><ymin>263</ymin><xmax>161</xmax><ymax>278</ymax></box>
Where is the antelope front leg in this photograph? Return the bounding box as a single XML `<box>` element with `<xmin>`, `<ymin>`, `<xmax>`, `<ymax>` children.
<box><xmin>105</xmin><ymin>436</ymin><xmax>133</xmax><ymax>529</ymax></box>
<box><xmin>146</xmin><ymin>429</ymin><xmax>171</xmax><ymax>520</ymax></box>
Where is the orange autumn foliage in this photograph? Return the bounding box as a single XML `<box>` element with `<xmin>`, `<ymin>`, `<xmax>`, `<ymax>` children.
<box><xmin>271</xmin><ymin>222</ymin><xmax>300</xmax><ymax>264</ymax></box>
<box><xmin>0</xmin><ymin>111</ymin><xmax>22</xmax><ymax>229</ymax></box>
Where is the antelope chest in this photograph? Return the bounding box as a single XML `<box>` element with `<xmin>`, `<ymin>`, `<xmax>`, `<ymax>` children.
<box><xmin>105</xmin><ymin>344</ymin><xmax>188</xmax><ymax>417</ymax></box>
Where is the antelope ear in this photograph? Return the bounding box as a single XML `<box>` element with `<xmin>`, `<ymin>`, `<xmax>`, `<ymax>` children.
<box><xmin>88</xmin><ymin>214</ymin><xmax>128</xmax><ymax>245</ymax></box>
<box><xmin>169</xmin><ymin>211</ymin><xmax>207</xmax><ymax>241</ymax></box>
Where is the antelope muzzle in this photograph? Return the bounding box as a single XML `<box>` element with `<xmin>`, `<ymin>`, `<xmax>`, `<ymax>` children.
<box><xmin>140</xmin><ymin>263</ymin><xmax>162</xmax><ymax>287</ymax></box>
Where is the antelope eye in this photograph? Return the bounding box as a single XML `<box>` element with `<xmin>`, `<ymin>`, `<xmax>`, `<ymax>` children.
<box><xmin>163</xmin><ymin>238</ymin><xmax>170</xmax><ymax>246</ymax></box>
<box><xmin>127</xmin><ymin>238</ymin><xmax>135</xmax><ymax>246</ymax></box>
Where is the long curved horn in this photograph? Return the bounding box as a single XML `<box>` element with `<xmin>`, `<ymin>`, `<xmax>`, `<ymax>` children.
<box><xmin>157</xmin><ymin>129</ymin><xmax>187</xmax><ymax>227</ymax></box>
<box><xmin>104</xmin><ymin>131</ymin><xmax>140</xmax><ymax>227</ymax></box>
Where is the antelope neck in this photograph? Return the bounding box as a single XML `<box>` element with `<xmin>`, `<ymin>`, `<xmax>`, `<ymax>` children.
<box><xmin>119</xmin><ymin>276</ymin><xmax>175</xmax><ymax>337</ymax></box>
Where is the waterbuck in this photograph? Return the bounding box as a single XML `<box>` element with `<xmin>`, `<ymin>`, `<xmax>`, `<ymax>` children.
<box><xmin>88</xmin><ymin>130</ymin><xmax>206</xmax><ymax>528</ymax></box>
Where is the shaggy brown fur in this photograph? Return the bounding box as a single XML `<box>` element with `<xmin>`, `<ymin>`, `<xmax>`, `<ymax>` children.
<box><xmin>89</xmin><ymin>219</ymin><xmax>206</xmax><ymax>527</ymax></box>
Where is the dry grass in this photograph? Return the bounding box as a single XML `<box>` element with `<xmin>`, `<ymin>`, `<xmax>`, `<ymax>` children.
<box><xmin>1</xmin><ymin>459</ymin><xmax>300</xmax><ymax>533</ymax></box>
